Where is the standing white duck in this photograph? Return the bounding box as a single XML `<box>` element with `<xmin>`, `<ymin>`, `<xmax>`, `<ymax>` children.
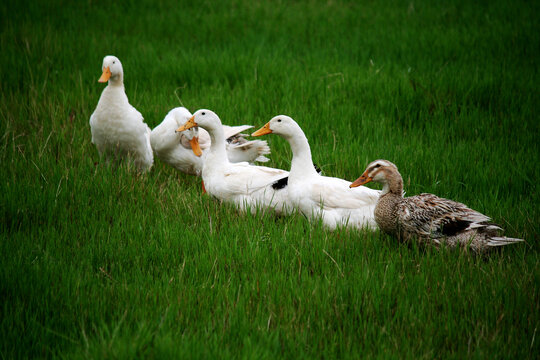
<box><xmin>176</xmin><ymin>110</ymin><xmax>292</xmax><ymax>215</ymax></box>
<box><xmin>350</xmin><ymin>159</ymin><xmax>524</xmax><ymax>252</ymax></box>
<box><xmin>89</xmin><ymin>55</ymin><xmax>153</xmax><ymax>171</ymax></box>
<box><xmin>150</xmin><ymin>107</ymin><xmax>271</xmax><ymax>176</ymax></box>
<box><xmin>252</xmin><ymin>115</ymin><xmax>380</xmax><ymax>230</ymax></box>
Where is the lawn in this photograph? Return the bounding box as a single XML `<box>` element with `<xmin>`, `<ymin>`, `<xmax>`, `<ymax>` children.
<box><xmin>1</xmin><ymin>0</ymin><xmax>539</xmax><ymax>358</ymax></box>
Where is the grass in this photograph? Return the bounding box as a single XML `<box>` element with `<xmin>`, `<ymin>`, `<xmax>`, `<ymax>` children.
<box><xmin>1</xmin><ymin>0</ymin><xmax>539</xmax><ymax>358</ymax></box>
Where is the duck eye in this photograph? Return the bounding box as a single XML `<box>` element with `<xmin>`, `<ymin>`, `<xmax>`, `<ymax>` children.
<box><xmin>277</xmin><ymin>119</ymin><xmax>281</xmax><ymax>122</ymax></box>
<box><xmin>113</xmin><ymin>61</ymin><xmax>116</xmax><ymax>64</ymax></box>
<box><xmin>374</xmin><ymin>164</ymin><xmax>381</xmax><ymax>168</ymax></box>
<box><xmin>202</xmin><ymin>112</ymin><xmax>206</xmax><ymax>115</ymax></box>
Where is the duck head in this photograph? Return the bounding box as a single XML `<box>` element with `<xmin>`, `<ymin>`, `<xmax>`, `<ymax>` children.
<box><xmin>350</xmin><ymin>160</ymin><xmax>398</xmax><ymax>188</ymax></box>
<box><xmin>176</xmin><ymin>109</ymin><xmax>222</xmax><ymax>134</ymax></box>
<box><xmin>98</xmin><ymin>55</ymin><xmax>124</xmax><ymax>84</ymax></box>
<box><xmin>168</xmin><ymin>107</ymin><xmax>202</xmax><ymax>156</ymax></box>
<box><xmin>252</xmin><ymin>115</ymin><xmax>301</xmax><ymax>140</ymax></box>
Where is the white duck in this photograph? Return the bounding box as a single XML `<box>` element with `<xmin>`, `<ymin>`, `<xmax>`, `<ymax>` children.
<box><xmin>176</xmin><ymin>110</ymin><xmax>292</xmax><ymax>215</ymax></box>
<box><xmin>350</xmin><ymin>160</ymin><xmax>524</xmax><ymax>252</ymax></box>
<box><xmin>150</xmin><ymin>107</ymin><xmax>271</xmax><ymax>176</ymax></box>
<box><xmin>252</xmin><ymin>115</ymin><xmax>380</xmax><ymax>230</ymax></box>
<box><xmin>89</xmin><ymin>55</ymin><xmax>153</xmax><ymax>171</ymax></box>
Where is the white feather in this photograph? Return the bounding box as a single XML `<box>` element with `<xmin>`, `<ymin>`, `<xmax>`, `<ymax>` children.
<box><xmin>254</xmin><ymin>115</ymin><xmax>380</xmax><ymax>230</ymax></box>
<box><xmin>151</xmin><ymin>107</ymin><xmax>271</xmax><ymax>176</ymax></box>
<box><xmin>192</xmin><ymin>110</ymin><xmax>292</xmax><ymax>215</ymax></box>
<box><xmin>90</xmin><ymin>56</ymin><xmax>153</xmax><ymax>171</ymax></box>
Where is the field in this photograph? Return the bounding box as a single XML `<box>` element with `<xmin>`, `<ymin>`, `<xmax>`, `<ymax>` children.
<box><xmin>1</xmin><ymin>0</ymin><xmax>539</xmax><ymax>358</ymax></box>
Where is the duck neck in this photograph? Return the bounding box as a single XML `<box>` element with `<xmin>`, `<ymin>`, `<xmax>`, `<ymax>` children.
<box><xmin>108</xmin><ymin>73</ymin><xmax>124</xmax><ymax>87</ymax></box>
<box><xmin>375</xmin><ymin>173</ymin><xmax>404</xmax><ymax>234</ymax></box>
<box><xmin>286</xmin><ymin>131</ymin><xmax>318</xmax><ymax>181</ymax></box>
<box><xmin>99</xmin><ymin>80</ymin><xmax>127</xmax><ymax>107</ymax></box>
<box><xmin>381</xmin><ymin>173</ymin><xmax>403</xmax><ymax>196</ymax></box>
<box><xmin>206</xmin><ymin>124</ymin><xmax>229</xmax><ymax>165</ymax></box>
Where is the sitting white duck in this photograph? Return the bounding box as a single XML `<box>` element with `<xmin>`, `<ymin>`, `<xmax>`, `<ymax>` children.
<box><xmin>252</xmin><ymin>115</ymin><xmax>380</xmax><ymax>230</ymax></box>
<box><xmin>89</xmin><ymin>55</ymin><xmax>153</xmax><ymax>171</ymax></box>
<box><xmin>150</xmin><ymin>107</ymin><xmax>271</xmax><ymax>176</ymax></box>
<box><xmin>176</xmin><ymin>110</ymin><xmax>292</xmax><ymax>215</ymax></box>
<box><xmin>350</xmin><ymin>160</ymin><xmax>524</xmax><ymax>252</ymax></box>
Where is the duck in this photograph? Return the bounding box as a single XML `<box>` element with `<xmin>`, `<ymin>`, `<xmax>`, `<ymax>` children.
<box><xmin>150</xmin><ymin>107</ymin><xmax>271</xmax><ymax>176</ymax></box>
<box><xmin>89</xmin><ymin>56</ymin><xmax>153</xmax><ymax>171</ymax></box>
<box><xmin>350</xmin><ymin>159</ymin><xmax>524</xmax><ymax>252</ymax></box>
<box><xmin>176</xmin><ymin>109</ymin><xmax>292</xmax><ymax>215</ymax></box>
<box><xmin>252</xmin><ymin>115</ymin><xmax>380</xmax><ymax>230</ymax></box>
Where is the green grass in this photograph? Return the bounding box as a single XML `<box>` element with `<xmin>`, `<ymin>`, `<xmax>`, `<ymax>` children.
<box><xmin>1</xmin><ymin>0</ymin><xmax>539</xmax><ymax>358</ymax></box>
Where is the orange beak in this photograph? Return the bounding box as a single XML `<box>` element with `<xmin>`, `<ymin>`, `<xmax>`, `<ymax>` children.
<box><xmin>350</xmin><ymin>171</ymin><xmax>372</xmax><ymax>188</ymax></box>
<box><xmin>251</xmin><ymin>122</ymin><xmax>272</xmax><ymax>137</ymax></box>
<box><xmin>176</xmin><ymin>116</ymin><xmax>198</xmax><ymax>132</ymax></box>
<box><xmin>98</xmin><ymin>66</ymin><xmax>111</xmax><ymax>83</ymax></box>
<box><xmin>189</xmin><ymin>137</ymin><xmax>202</xmax><ymax>157</ymax></box>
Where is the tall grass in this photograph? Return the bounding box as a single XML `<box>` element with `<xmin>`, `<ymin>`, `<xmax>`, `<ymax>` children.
<box><xmin>1</xmin><ymin>0</ymin><xmax>538</xmax><ymax>358</ymax></box>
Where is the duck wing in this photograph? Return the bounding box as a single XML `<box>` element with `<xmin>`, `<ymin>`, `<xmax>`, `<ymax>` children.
<box><xmin>223</xmin><ymin>125</ymin><xmax>253</xmax><ymax>141</ymax></box>
<box><xmin>130</xmin><ymin>103</ymin><xmax>144</xmax><ymax>121</ymax></box>
<box><xmin>306</xmin><ymin>176</ymin><xmax>380</xmax><ymax>210</ymax></box>
<box><xmin>397</xmin><ymin>193</ymin><xmax>491</xmax><ymax>238</ymax></box>
<box><xmin>222</xmin><ymin>163</ymin><xmax>289</xmax><ymax>195</ymax></box>
<box><xmin>226</xmin><ymin>139</ymin><xmax>271</xmax><ymax>163</ymax></box>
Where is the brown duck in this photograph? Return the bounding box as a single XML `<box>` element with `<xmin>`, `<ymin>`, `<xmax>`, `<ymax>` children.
<box><xmin>350</xmin><ymin>160</ymin><xmax>524</xmax><ymax>252</ymax></box>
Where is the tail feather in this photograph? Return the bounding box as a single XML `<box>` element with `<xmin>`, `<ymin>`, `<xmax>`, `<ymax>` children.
<box><xmin>487</xmin><ymin>236</ymin><xmax>524</xmax><ymax>247</ymax></box>
<box><xmin>255</xmin><ymin>155</ymin><xmax>270</xmax><ymax>162</ymax></box>
<box><xmin>484</xmin><ymin>224</ymin><xmax>503</xmax><ymax>232</ymax></box>
<box><xmin>251</xmin><ymin>140</ymin><xmax>271</xmax><ymax>157</ymax></box>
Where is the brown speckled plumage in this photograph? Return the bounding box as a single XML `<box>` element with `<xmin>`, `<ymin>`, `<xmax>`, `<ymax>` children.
<box><xmin>351</xmin><ymin>160</ymin><xmax>524</xmax><ymax>252</ymax></box>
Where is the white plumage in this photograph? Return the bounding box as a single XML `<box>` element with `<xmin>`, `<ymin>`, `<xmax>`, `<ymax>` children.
<box><xmin>150</xmin><ymin>107</ymin><xmax>271</xmax><ymax>176</ymax></box>
<box><xmin>252</xmin><ymin>115</ymin><xmax>380</xmax><ymax>230</ymax></box>
<box><xmin>176</xmin><ymin>109</ymin><xmax>292</xmax><ymax>215</ymax></box>
<box><xmin>89</xmin><ymin>56</ymin><xmax>153</xmax><ymax>171</ymax></box>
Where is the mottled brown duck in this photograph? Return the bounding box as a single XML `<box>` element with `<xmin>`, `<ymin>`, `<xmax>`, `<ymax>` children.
<box><xmin>350</xmin><ymin>160</ymin><xmax>523</xmax><ymax>252</ymax></box>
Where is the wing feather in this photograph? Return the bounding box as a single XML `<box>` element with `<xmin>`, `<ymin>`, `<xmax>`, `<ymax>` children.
<box><xmin>222</xmin><ymin>163</ymin><xmax>289</xmax><ymax>195</ymax></box>
<box><xmin>397</xmin><ymin>194</ymin><xmax>491</xmax><ymax>238</ymax></box>
<box><xmin>223</xmin><ymin>125</ymin><xmax>254</xmax><ymax>140</ymax></box>
<box><xmin>306</xmin><ymin>176</ymin><xmax>380</xmax><ymax>210</ymax></box>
